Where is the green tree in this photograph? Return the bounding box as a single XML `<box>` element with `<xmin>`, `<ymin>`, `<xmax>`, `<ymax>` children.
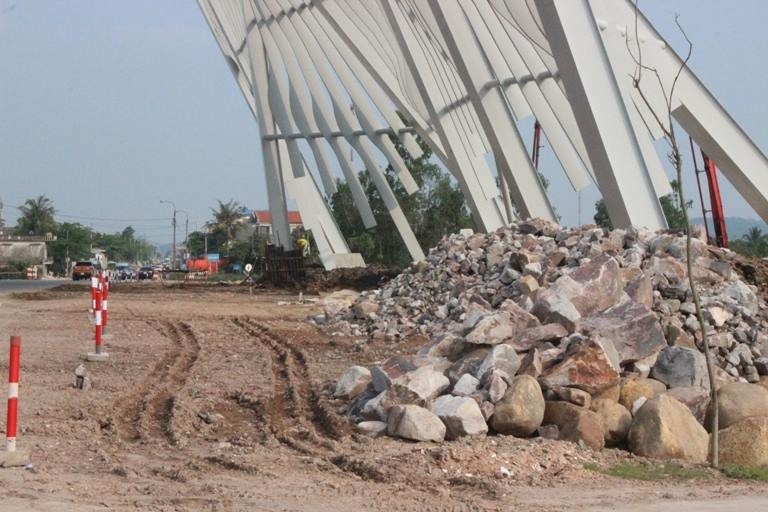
<box><xmin>16</xmin><ymin>195</ymin><xmax>57</xmax><ymax>235</ymax></box>
<box><xmin>48</xmin><ymin>222</ymin><xmax>94</xmax><ymax>274</ymax></box>
<box><xmin>594</xmin><ymin>180</ymin><xmax>691</xmax><ymax>230</ymax></box>
<box><xmin>330</xmin><ymin>133</ymin><xmax>474</xmax><ymax>267</ymax></box>
<box><xmin>208</xmin><ymin>200</ymin><xmax>245</xmax><ymax>256</ymax></box>
<box><xmin>731</xmin><ymin>227</ymin><xmax>768</xmax><ymax>257</ymax></box>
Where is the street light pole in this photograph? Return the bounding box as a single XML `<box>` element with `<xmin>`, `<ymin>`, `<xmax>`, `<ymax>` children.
<box><xmin>160</xmin><ymin>200</ymin><xmax>177</xmax><ymax>269</ymax></box>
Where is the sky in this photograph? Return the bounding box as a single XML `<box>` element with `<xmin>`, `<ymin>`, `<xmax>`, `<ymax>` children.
<box><xmin>1</xmin><ymin>1</ymin><xmax>767</xmax><ymax>247</ymax></box>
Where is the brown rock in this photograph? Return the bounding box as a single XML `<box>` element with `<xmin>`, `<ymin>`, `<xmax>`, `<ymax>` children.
<box><xmin>371</xmin><ymin>355</ymin><xmax>437</xmax><ymax>392</ymax></box>
<box><xmin>581</xmin><ymin>301</ymin><xmax>666</xmax><ymax>365</ymax></box>
<box><xmin>518</xmin><ymin>348</ymin><xmax>543</xmax><ymax>378</ymax></box>
<box><xmin>706</xmin><ymin>382</ymin><xmax>768</xmax><ymax>431</ymax></box>
<box><xmin>628</xmin><ymin>395</ymin><xmax>708</xmax><ymax>462</ymax></box>
<box><xmin>465</xmin><ymin>303</ymin><xmax>539</xmax><ymax>345</ymax></box>
<box><xmin>506</xmin><ymin>323</ymin><xmax>568</xmax><ymax>352</ymax></box>
<box><xmin>540</xmin><ymin>338</ymin><xmax>620</xmax><ymax>395</ymax></box>
<box><xmin>418</xmin><ymin>333</ymin><xmax>466</xmax><ymax>359</ymax></box>
<box><xmin>665</xmin><ymin>386</ymin><xmax>709</xmax><ymax>424</ymax></box>
<box><xmin>623</xmin><ymin>269</ymin><xmax>653</xmax><ymax>309</ymax></box>
<box><xmin>553</xmin><ymin>386</ymin><xmax>591</xmax><ymax>408</ymax></box>
<box><xmin>490</xmin><ymin>375</ymin><xmax>545</xmax><ymax>437</ymax></box>
<box><xmin>665</xmin><ymin>322</ymin><xmax>696</xmax><ymax>349</ymax></box>
<box><xmin>565</xmin><ymin>254</ymin><xmax>623</xmax><ymax>315</ymax></box>
<box><xmin>591</xmin><ymin>398</ymin><xmax>632</xmax><ymax>446</ymax></box>
<box><xmin>519</xmin><ymin>275</ymin><xmax>540</xmax><ymax>295</ymax></box>
<box><xmin>592</xmin><ymin>383</ymin><xmax>620</xmax><ymax>402</ymax></box>
<box><xmin>619</xmin><ymin>378</ymin><xmax>667</xmax><ymax>411</ymax></box>
<box><xmin>718</xmin><ymin>416</ymin><xmax>768</xmax><ymax>468</ymax></box>
<box><xmin>543</xmin><ymin>401</ymin><xmax>605</xmax><ymax>450</ymax></box>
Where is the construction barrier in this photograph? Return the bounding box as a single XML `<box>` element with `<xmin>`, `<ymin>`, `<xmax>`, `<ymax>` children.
<box><xmin>25</xmin><ymin>267</ymin><xmax>37</xmax><ymax>280</ymax></box>
<box><xmin>6</xmin><ymin>336</ymin><xmax>20</xmax><ymax>452</ymax></box>
<box><xmin>259</xmin><ymin>246</ymin><xmax>306</xmax><ymax>283</ymax></box>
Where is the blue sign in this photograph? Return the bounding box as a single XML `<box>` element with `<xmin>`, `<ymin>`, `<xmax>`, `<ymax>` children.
<box><xmin>207</xmin><ymin>253</ymin><xmax>220</xmax><ymax>262</ymax></box>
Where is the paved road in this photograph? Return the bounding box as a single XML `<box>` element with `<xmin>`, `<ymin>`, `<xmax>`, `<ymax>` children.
<box><xmin>0</xmin><ymin>280</ymin><xmax>67</xmax><ymax>295</ymax></box>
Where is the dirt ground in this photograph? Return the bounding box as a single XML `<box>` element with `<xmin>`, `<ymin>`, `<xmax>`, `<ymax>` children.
<box><xmin>0</xmin><ymin>282</ymin><xmax>767</xmax><ymax>511</ymax></box>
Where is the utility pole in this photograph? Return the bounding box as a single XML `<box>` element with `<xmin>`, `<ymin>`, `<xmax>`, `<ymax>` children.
<box><xmin>160</xmin><ymin>200</ymin><xmax>177</xmax><ymax>269</ymax></box>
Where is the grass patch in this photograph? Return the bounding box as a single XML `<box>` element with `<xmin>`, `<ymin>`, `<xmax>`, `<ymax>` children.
<box><xmin>720</xmin><ymin>464</ymin><xmax>768</xmax><ymax>481</ymax></box>
<box><xmin>584</xmin><ymin>462</ymin><xmax>709</xmax><ymax>481</ymax></box>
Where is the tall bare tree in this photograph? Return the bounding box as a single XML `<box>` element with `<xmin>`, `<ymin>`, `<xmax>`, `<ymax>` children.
<box><xmin>627</xmin><ymin>2</ymin><xmax>719</xmax><ymax>467</ymax></box>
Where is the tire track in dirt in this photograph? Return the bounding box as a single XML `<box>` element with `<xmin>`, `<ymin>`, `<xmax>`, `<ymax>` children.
<box><xmin>230</xmin><ymin>317</ymin><xmax>402</xmax><ymax>483</ymax></box>
<box><xmin>115</xmin><ymin>320</ymin><xmax>200</xmax><ymax>444</ymax></box>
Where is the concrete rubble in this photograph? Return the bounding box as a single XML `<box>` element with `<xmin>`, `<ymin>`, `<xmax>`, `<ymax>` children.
<box><xmin>324</xmin><ymin>220</ymin><xmax>768</xmax><ymax>461</ymax></box>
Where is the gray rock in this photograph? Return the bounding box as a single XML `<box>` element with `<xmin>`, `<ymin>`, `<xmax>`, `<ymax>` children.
<box><xmin>475</xmin><ymin>344</ymin><xmax>520</xmax><ymax>379</ymax></box>
<box><xmin>651</xmin><ymin>347</ymin><xmax>710</xmax><ymax>390</ymax></box>
<box><xmin>334</xmin><ymin>366</ymin><xmax>372</xmax><ymax>399</ymax></box>
<box><xmin>452</xmin><ymin>373</ymin><xmax>480</xmax><ymax>397</ymax></box>
<box><xmin>581</xmin><ymin>301</ymin><xmax>666</xmax><ymax>365</ymax></box>
<box><xmin>532</xmin><ymin>294</ymin><xmax>581</xmax><ymax>332</ymax></box>
<box><xmin>723</xmin><ymin>281</ymin><xmax>758</xmax><ymax>316</ymax></box>
<box><xmin>356</xmin><ymin>420</ymin><xmax>387</xmax><ymax>437</ymax></box>
<box><xmin>431</xmin><ymin>395</ymin><xmax>488</xmax><ymax>439</ymax></box>
<box><xmin>388</xmin><ymin>366</ymin><xmax>450</xmax><ymax>406</ymax></box>
<box><xmin>387</xmin><ymin>405</ymin><xmax>445</xmax><ymax>442</ymax></box>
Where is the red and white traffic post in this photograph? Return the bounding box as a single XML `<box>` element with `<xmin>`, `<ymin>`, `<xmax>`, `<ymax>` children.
<box><xmin>1</xmin><ymin>336</ymin><xmax>29</xmax><ymax>467</ymax></box>
<box><xmin>84</xmin><ymin>275</ymin><xmax>109</xmax><ymax>362</ymax></box>
<box><xmin>101</xmin><ymin>273</ymin><xmax>112</xmax><ymax>339</ymax></box>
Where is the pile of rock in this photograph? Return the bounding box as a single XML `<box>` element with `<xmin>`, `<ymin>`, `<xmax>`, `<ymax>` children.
<box><xmin>327</xmin><ymin>220</ymin><xmax>768</xmax><ymax>462</ymax></box>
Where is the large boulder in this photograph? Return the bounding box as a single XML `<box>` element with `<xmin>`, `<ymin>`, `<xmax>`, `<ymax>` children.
<box><xmin>490</xmin><ymin>375</ymin><xmax>545</xmax><ymax>437</ymax></box>
<box><xmin>446</xmin><ymin>347</ymin><xmax>491</xmax><ymax>383</ymax></box>
<box><xmin>590</xmin><ymin>398</ymin><xmax>632</xmax><ymax>447</ymax></box>
<box><xmin>718</xmin><ymin>417</ymin><xmax>768</xmax><ymax>468</ymax></box>
<box><xmin>650</xmin><ymin>347</ymin><xmax>710</xmax><ymax>390</ymax></box>
<box><xmin>627</xmin><ymin>395</ymin><xmax>709</xmax><ymax>462</ymax></box>
<box><xmin>371</xmin><ymin>355</ymin><xmax>428</xmax><ymax>392</ymax></box>
<box><xmin>505</xmin><ymin>323</ymin><xmax>568</xmax><ymax>352</ymax></box>
<box><xmin>387</xmin><ymin>366</ymin><xmax>450</xmax><ymax>406</ymax></box>
<box><xmin>619</xmin><ymin>378</ymin><xmax>667</xmax><ymax>411</ymax></box>
<box><xmin>543</xmin><ymin>401</ymin><xmax>605</xmax><ymax>450</ymax></box>
<box><xmin>665</xmin><ymin>386</ymin><xmax>710</xmax><ymax>424</ymax></box>
<box><xmin>431</xmin><ymin>395</ymin><xmax>488</xmax><ymax>439</ymax></box>
<box><xmin>474</xmin><ymin>344</ymin><xmax>520</xmax><ymax>379</ymax></box>
<box><xmin>706</xmin><ymin>382</ymin><xmax>768</xmax><ymax>431</ymax></box>
<box><xmin>581</xmin><ymin>301</ymin><xmax>666</xmax><ymax>365</ymax></box>
<box><xmin>464</xmin><ymin>303</ymin><xmax>539</xmax><ymax>345</ymax></box>
<box><xmin>561</xmin><ymin>254</ymin><xmax>623</xmax><ymax>315</ymax></box>
<box><xmin>418</xmin><ymin>333</ymin><xmax>466</xmax><ymax>359</ymax></box>
<box><xmin>540</xmin><ymin>338</ymin><xmax>620</xmax><ymax>395</ymax></box>
<box><xmin>722</xmin><ymin>281</ymin><xmax>759</xmax><ymax>316</ymax></box>
<box><xmin>532</xmin><ymin>292</ymin><xmax>581</xmax><ymax>332</ymax></box>
<box><xmin>334</xmin><ymin>366</ymin><xmax>372</xmax><ymax>399</ymax></box>
<box><xmin>387</xmin><ymin>405</ymin><xmax>446</xmax><ymax>442</ymax></box>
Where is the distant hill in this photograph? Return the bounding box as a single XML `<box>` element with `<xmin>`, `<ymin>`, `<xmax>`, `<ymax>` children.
<box><xmin>691</xmin><ymin>216</ymin><xmax>768</xmax><ymax>240</ymax></box>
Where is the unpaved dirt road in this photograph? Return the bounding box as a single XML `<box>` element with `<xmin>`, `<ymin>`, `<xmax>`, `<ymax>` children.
<box><xmin>0</xmin><ymin>282</ymin><xmax>766</xmax><ymax>511</ymax></box>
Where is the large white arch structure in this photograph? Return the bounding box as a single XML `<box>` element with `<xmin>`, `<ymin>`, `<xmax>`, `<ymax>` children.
<box><xmin>198</xmin><ymin>0</ymin><xmax>768</xmax><ymax>269</ymax></box>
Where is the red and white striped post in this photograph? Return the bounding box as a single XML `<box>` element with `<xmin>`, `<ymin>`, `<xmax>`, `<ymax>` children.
<box><xmin>6</xmin><ymin>336</ymin><xmax>20</xmax><ymax>452</ymax></box>
<box><xmin>1</xmin><ymin>335</ymin><xmax>28</xmax><ymax>466</ymax></box>
<box><xmin>90</xmin><ymin>274</ymin><xmax>99</xmax><ymax>312</ymax></box>
<box><xmin>85</xmin><ymin>282</ymin><xmax>110</xmax><ymax>361</ymax></box>
<box><xmin>101</xmin><ymin>272</ymin><xmax>109</xmax><ymax>335</ymax></box>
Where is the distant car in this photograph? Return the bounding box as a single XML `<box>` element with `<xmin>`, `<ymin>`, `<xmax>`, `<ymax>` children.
<box><xmin>72</xmin><ymin>261</ymin><xmax>94</xmax><ymax>281</ymax></box>
<box><xmin>137</xmin><ymin>266</ymin><xmax>154</xmax><ymax>280</ymax></box>
<box><xmin>115</xmin><ymin>264</ymin><xmax>136</xmax><ymax>281</ymax></box>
